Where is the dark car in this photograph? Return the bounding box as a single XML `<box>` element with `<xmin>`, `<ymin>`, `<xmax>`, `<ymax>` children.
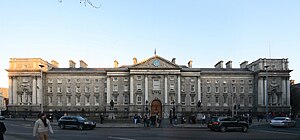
<box><xmin>207</xmin><ymin>116</ymin><xmax>249</xmax><ymax>132</ymax></box>
<box><xmin>58</xmin><ymin>116</ymin><xmax>96</xmax><ymax>130</ymax></box>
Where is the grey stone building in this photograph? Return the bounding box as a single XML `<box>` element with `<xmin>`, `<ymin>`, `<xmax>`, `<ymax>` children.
<box><xmin>6</xmin><ymin>55</ymin><xmax>292</xmax><ymax>118</ymax></box>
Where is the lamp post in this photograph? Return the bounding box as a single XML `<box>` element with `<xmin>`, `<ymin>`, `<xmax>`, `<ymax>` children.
<box><xmin>145</xmin><ymin>100</ymin><xmax>149</xmax><ymax>115</ymax></box>
<box><xmin>39</xmin><ymin>64</ymin><xmax>44</xmax><ymax>113</ymax></box>
<box><xmin>265</xmin><ymin>65</ymin><xmax>269</xmax><ymax>122</ymax></box>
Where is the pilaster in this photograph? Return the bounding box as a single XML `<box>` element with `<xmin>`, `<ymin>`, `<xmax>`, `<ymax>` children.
<box><xmin>12</xmin><ymin>77</ymin><xmax>18</xmax><ymax>105</ymax></box>
<box><xmin>145</xmin><ymin>75</ymin><xmax>148</xmax><ymax>102</ymax></box>
<box><xmin>32</xmin><ymin>76</ymin><xmax>37</xmax><ymax>105</ymax></box>
<box><xmin>164</xmin><ymin>75</ymin><xmax>168</xmax><ymax>104</ymax></box>
<box><xmin>130</xmin><ymin>75</ymin><xmax>134</xmax><ymax>104</ymax></box>
<box><xmin>177</xmin><ymin>75</ymin><xmax>181</xmax><ymax>104</ymax></box>
<box><xmin>106</xmin><ymin>76</ymin><xmax>111</xmax><ymax>104</ymax></box>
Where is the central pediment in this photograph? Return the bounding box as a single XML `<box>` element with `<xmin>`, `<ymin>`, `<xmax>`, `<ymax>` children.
<box><xmin>130</xmin><ymin>55</ymin><xmax>180</xmax><ymax>69</ymax></box>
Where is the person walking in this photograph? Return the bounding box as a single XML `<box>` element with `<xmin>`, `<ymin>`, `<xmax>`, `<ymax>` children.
<box><xmin>33</xmin><ymin>113</ymin><xmax>54</xmax><ymax>140</ymax></box>
<box><xmin>0</xmin><ymin>121</ymin><xmax>6</xmax><ymax>140</ymax></box>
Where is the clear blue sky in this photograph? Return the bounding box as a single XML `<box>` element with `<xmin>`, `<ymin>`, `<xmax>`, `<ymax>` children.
<box><xmin>1</xmin><ymin>0</ymin><xmax>299</xmax><ymax>87</ymax></box>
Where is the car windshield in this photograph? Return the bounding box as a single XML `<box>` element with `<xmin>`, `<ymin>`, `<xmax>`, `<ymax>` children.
<box><xmin>76</xmin><ymin>116</ymin><xmax>86</xmax><ymax>121</ymax></box>
<box><xmin>273</xmin><ymin>117</ymin><xmax>286</xmax><ymax>120</ymax></box>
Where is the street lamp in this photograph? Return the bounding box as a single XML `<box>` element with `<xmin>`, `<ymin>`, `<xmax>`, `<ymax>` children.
<box><xmin>265</xmin><ymin>65</ymin><xmax>269</xmax><ymax>122</ymax></box>
<box><xmin>39</xmin><ymin>64</ymin><xmax>44</xmax><ymax>113</ymax></box>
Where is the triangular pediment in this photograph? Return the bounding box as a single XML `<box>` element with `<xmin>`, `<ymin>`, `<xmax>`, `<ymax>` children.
<box><xmin>130</xmin><ymin>55</ymin><xmax>180</xmax><ymax>69</ymax></box>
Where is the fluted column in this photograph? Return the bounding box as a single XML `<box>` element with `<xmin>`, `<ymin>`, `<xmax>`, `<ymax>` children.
<box><xmin>145</xmin><ymin>75</ymin><xmax>148</xmax><ymax>102</ymax></box>
<box><xmin>106</xmin><ymin>77</ymin><xmax>111</xmax><ymax>104</ymax></box>
<box><xmin>130</xmin><ymin>75</ymin><xmax>134</xmax><ymax>104</ymax></box>
<box><xmin>164</xmin><ymin>76</ymin><xmax>168</xmax><ymax>104</ymax></box>
<box><xmin>8</xmin><ymin>77</ymin><xmax>13</xmax><ymax>105</ymax></box>
<box><xmin>177</xmin><ymin>75</ymin><xmax>181</xmax><ymax>104</ymax></box>
<box><xmin>32</xmin><ymin>76</ymin><xmax>37</xmax><ymax>105</ymax></box>
<box><xmin>12</xmin><ymin>77</ymin><xmax>18</xmax><ymax>105</ymax></box>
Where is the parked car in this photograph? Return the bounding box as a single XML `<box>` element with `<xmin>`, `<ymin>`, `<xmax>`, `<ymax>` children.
<box><xmin>207</xmin><ymin>116</ymin><xmax>249</xmax><ymax>133</ymax></box>
<box><xmin>58</xmin><ymin>116</ymin><xmax>96</xmax><ymax>130</ymax></box>
<box><xmin>270</xmin><ymin>117</ymin><xmax>296</xmax><ymax>127</ymax></box>
<box><xmin>0</xmin><ymin>116</ymin><xmax>5</xmax><ymax>120</ymax></box>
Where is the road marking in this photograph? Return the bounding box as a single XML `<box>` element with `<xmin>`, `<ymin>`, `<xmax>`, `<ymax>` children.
<box><xmin>108</xmin><ymin>136</ymin><xmax>135</xmax><ymax>140</ymax></box>
<box><xmin>253</xmin><ymin>129</ymin><xmax>299</xmax><ymax>136</ymax></box>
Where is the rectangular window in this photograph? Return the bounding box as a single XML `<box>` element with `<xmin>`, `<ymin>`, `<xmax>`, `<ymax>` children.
<box><xmin>137</xmin><ymin>84</ymin><xmax>142</xmax><ymax>91</ymax></box>
<box><xmin>76</xmin><ymin>96</ymin><xmax>80</xmax><ymax>106</ymax></box>
<box><xmin>223</xmin><ymin>96</ymin><xmax>227</xmax><ymax>104</ymax></box>
<box><xmin>181</xmin><ymin>85</ymin><xmax>185</xmax><ymax>92</ymax></box>
<box><xmin>85</xmin><ymin>96</ymin><xmax>90</xmax><ymax>106</ymax></box>
<box><xmin>206</xmin><ymin>80</ymin><xmax>211</xmax><ymax>83</ymax></box>
<box><xmin>240</xmin><ymin>86</ymin><xmax>244</xmax><ymax>93</ymax></box>
<box><xmin>57</xmin><ymin>87</ymin><xmax>62</xmax><ymax>93</ymax></box>
<box><xmin>170</xmin><ymin>76</ymin><xmax>175</xmax><ymax>81</ymax></box>
<box><xmin>137</xmin><ymin>76</ymin><xmax>142</xmax><ymax>80</ymax></box>
<box><xmin>215</xmin><ymin>87</ymin><xmax>219</xmax><ymax>93</ymax></box>
<box><xmin>124</xmin><ymin>95</ymin><xmax>129</xmax><ymax>104</ymax></box>
<box><xmin>249</xmin><ymin>86</ymin><xmax>253</xmax><ymax>93</ymax></box>
<box><xmin>85</xmin><ymin>86</ymin><xmax>90</xmax><ymax>92</ymax></box>
<box><xmin>215</xmin><ymin>96</ymin><xmax>219</xmax><ymax>103</ymax></box>
<box><xmin>48</xmin><ymin>87</ymin><xmax>53</xmax><ymax>93</ymax></box>
<box><xmin>95</xmin><ymin>96</ymin><xmax>99</xmax><ymax>105</ymax></box>
<box><xmin>57</xmin><ymin>79</ymin><xmax>62</xmax><ymax>84</ymax></box>
<box><xmin>94</xmin><ymin>86</ymin><xmax>99</xmax><ymax>93</ymax></box>
<box><xmin>67</xmin><ymin>96</ymin><xmax>71</xmax><ymax>106</ymax></box>
<box><xmin>240</xmin><ymin>96</ymin><xmax>244</xmax><ymax>105</ymax></box>
<box><xmin>191</xmin><ymin>85</ymin><xmax>195</xmax><ymax>92</ymax></box>
<box><xmin>124</xmin><ymin>85</ymin><xmax>128</xmax><ymax>92</ymax></box>
<box><xmin>153</xmin><ymin>80</ymin><xmax>160</xmax><ymax>90</ymax></box>
<box><xmin>191</xmin><ymin>95</ymin><xmax>195</xmax><ymax>104</ymax></box>
<box><xmin>181</xmin><ymin>95</ymin><xmax>186</xmax><ymax>104</ymax></box>
<box><xmin>249</xmin><ymin>96</ymin><xmax>252</xmax><ymax>104</ymax></box>
<box><xmin>48</xmin><ymin>96</ymin><xmax>52</xmax><ymax>105</ymax></box>
<box><xmin>248</xmin><ymin>80</ymin><xmax>252</xmax><ymax>84</ymax></box>
<box><xmin>207</xmin><ymin>86</ymin><xmax>211</xmax><ymax>93</ymax></box>
<box><xmin>232</xmin><ymin>86</ymin><xmax>236</xmax><ymax>93</ymax></box>
<box><xmin>57</xmin><ymin>96</ymin><xmax>62</xmax><ymax>106</ymax></box>
<box><xmin>170</xmin><ymin>84</ymin><xmax>175</xmax><ymax>91</ymax></box>
<box><xmin>124</xmin><ymin>77</ymin><xmax>128</xmax><ymax>81</ymax></box>
<box><xmin>113</xmin><ymin>85</ymin><xmax>118</xmax><ymax>91</ymax></box>
<box><xmin>232</xmin><ymin>80</ymin><xmax>236</xmax><ymax>84</ymax></box>
<box><xmin>137</xmin><ymin>96</ymin><xmax>142</xmax><ymax>105</ymax></box>
<box><xmin>223</xmin><ymin>87</ymin><xmax>228</xmax><ymax>93</ymax></box>
<box><xmin>240</xmin><ymin>80</ymin><xmax>244</xmax><ymax>84</ymax></box>
<box><xmin>113</xmin><ymin>95</ymin><xmax>118</xmax><ymax>104</ymax></box>
<box><xmin>76</xmin><ymin>87</ymin><xmax>81</xmax><ymax>93</ymax></box>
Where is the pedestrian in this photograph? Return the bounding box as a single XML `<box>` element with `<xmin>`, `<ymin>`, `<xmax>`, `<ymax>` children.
<box><xmin>0</xmin><ymin>121</ymin><xmax>6</xmax><ymax>140</ymax></box>
<box><xmin>100</xmin><ymin>114</ymin><xmax>104</xmax><ymax>124</ymax></box>
<box><xmin>33</xmin><ymin>113</ymin><xmax>54</xmax><ymax>140</ymax></box>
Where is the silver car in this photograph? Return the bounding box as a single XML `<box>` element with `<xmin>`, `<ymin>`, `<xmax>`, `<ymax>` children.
<box><xmin>270</xmin><ymin>117</ymin><xmax>296</xmax><ymax>127</ymax></box>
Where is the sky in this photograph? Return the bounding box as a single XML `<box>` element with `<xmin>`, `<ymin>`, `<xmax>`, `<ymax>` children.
<box><xmin>1</xmin><ymin>0</ymin><xmax>300</xmax><ymax>88</ymax></box>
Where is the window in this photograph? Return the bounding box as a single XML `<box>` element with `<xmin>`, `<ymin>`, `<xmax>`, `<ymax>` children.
<box><xmin>240</xmin><ymin>96</ymin><xmax>244</xmax><ymax>105</ymax></box>
<box><xmin>137</xmin><ymin>76</ymin><xmax>142</xmax><ymax>80</ymax></box>
<box><xmin>223</xmin><ymin>96</ymin><xmax>227</xmax><ymax>104</ymax></box>
<box><xmin>181</xmin><ymin>85</ymin><xmax>185</xmax><ymax>92</ymax></box>
<box><xmin>137</xmin><ymin>96</ymin><xmax>142</xmax><ymax>105</ymax></box>
<box><xmin>113</xmin><ymin>85</ymin><xmax>118</xmax><ymax>91</ymax></box>
<box><xmin>240</xmin><ymin>80</ymin><xmax>244</xmax><ymax>84</ymax></box>
<box><xmin>76</xmin><ymin>96</ymin><xmax>80</xmax><ymax>106</ymax></box>
<box><xmin>48</xmin><ymin>96</ymin><xmax>52</xmax><ymax>105</ymax></box>
<box><xmin>207</xmin><ymin>86</ymin><xmax>211</xmax><ymax>93</ymax></box>
<box><xmin>76</xmin><ymin>87</ymin><xmax>81</xmax><ymax>93</ymax></box>
<box><xmin>223</xmin><ymin>87</ymin><xmax>228</xmax><ymax>93</ymax></box>
<box><xmin>67</xmin><ymin>79</ymin><xmax>71</xmax><ymax>83</ymax></box>
<box><xmin>190</xmin><ymin>95</ymin><xmax>195</xmax><ymax>104</ymax></box>
<box><xmin>85</xmin><ymin>79</ymin><xmax>90</xmax><ymax>83</ymax></box>
<box><xmin>232</xmin><ymin>86</ymin><xmax>236</xmax><ymax>93</ymax></box>
<box><xmin>223</xmin><ymin>80</ymin><xmax>227</xmax><ymax>84</ymax></box>
<box><xmin>94</xmin><ymin>86</ymin><xmax>99</xmax><ymax>93</ymax></box>
<box><xmin>153</xmin><ymin>79</ymin><xmax>160</xmax><ymax>90</ymax></box>
<box><xmin>231</xmin><ymin>80</ymin><xmax>236</xmax><ymax>84</ymax></box>
<box><xmin>124</xmin><ymin>85</ymin><xmax>128</xmax><ymax>92</ymax></box>
<box><xmin>248</xmin><ymin>80</ymin><xmax>252</xmax><ymax>84</ymax></box>
<box><xmin>67</xmin><ymin>96</ymin><xmax>71</xmax><ymax>106</ymax></box>
<box><xmin>191</xmin><ymin>85</ymin><xmax>195</xmax><ymax>92</ymax></box>
<box><xmin>57</xmin><ymin>87</ymin><xmax>62</xmax><ymax>93</ymax></box>
<box><xmin>206</xmin><ymin>80</ymin><xmax>211</xmax><ymax>83</ymax></box>
<box><xmin>85</xmin><ymin>86</ymin><xmax>90</xmax><ymax>92</ymax></box>
<box><xmin>48</xmin><ymin>87</ymin><xmax>53</xmax><ymax>93</ymax></box>
<box><xmin>181</xmin><ymin>95</ymin><xmax>186</xmax><ymax>104</ymax></box>
<box><xmin>124</xmin><ymin>77</ymin><xmax>128</xmax><ymax>81</ymax></box>
<box><xmin>170</xmin><ymin>84</ymin><xmax>175</xmax><ymax>91</ymax></box>
<box><xmin>215</xmin><ymin>86</ymin><xmax>219</xmax><ymax>93</ymax></box>
<box><xmin>249</xmin><ymin>86</ymin><xmax>253</xmax><ymax>93</ymax></box>
<box><xmin>215</xmin><ymin>96</ymin><xmax>219</xmax><ymax>103</ymax></box>
<box><xmin>215</xmin><ymin>80</ymin><xmax>219</xmax><ymax>84</ymax></box>
<box><xmin>137</xmin><ymin>84</ymin><xmax>142</xmax><ymax>91</ymax></box>
<box><xmin>57</xmin><ymin>96</ymin><xmax>62</xmax><ymax>106</ymax></box>
<box><xmin>170</xmin><ymin>76</ymin><xmax>175</xmax><ymax>81</ymax></box>
<box><xmin>124</xmin><ymin>95</ymin><xmax>129</xmax><ymax>104</ymax></box>
<box><xmin>57</xmin><ymin>79</ymin><xmax>62</xmax><ymax>84</ymax></box>
<box><xmin>113</xmin><ymin>77</ymin><xmax>118</xmax><ymax>81</ymax></box>
<box><xmin>249</xmin><ymin>96</ymin><xmax>252</xmax><ymax>104</ymax></box>
<box><xmin>240</xmin><ymin>86</ymin><xmax>244</xmax><ymax>93</ymax></box>
<box><xmin>113</xmin><ymin>95</ymin><xmax>118</xmax><ymax>104</ymax></box>
<box><xmin>85</xmin><ymin>96</ymin><xmax>90</xmax><ymax>105</ymax></box>
<box><xmin>95</xmin><ymin>96</ymin><xmax>99</xmax><ymax>105</ymax></box>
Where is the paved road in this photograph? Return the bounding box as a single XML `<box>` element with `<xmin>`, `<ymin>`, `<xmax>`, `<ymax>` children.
<box><xmin>3</xmin><ymin>119</ymin><xmax>300</xmax><ymax>140</ymax></box>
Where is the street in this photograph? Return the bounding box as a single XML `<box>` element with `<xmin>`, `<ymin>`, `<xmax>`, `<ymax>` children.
<box><xmin>3</xmin><ymin>119</ymin><xmax>300</xmax><ymax>140</ymax></box>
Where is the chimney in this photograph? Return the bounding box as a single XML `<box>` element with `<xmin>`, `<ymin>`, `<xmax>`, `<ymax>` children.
<box><xmin>188</xmin><ymin>60</ymin><xmax>193</xmax><ymax>68</ymax></box>
<box><xmin>215</xmin><ymin>61</ymin><xmax>223</xmax><ymax>68</ymax></box>
<box><xmin>240</xmin><ymin>61</ymin><xmax>248</xmax><ymax>69</ymax></box>
<box><xmin>226</xmin><ymin>61</ymin><xmax>232</xmax><ymax>69</ymax></box>
<box><xmin>69</xmin><ymin>60</ymin><xmax>76</xmax><ymax>68</ymax></box>
<box><xmin>51</xmin><ymin>60</ymin><xmax>59</xmax><ymax>68</ymax></box>
<box><xmin>172</xmin><ymin>58</ymin><xmax>176</xmax><ymax>64</ymax></box>
<box><xmin>114</xmin><ymin>60</ymin><xmax>119</xmax><ymax>68</ymax></box>
<box><xmin>79</xmin><ymin>60</ymin><xmax>88</xmax><ymax>68</ymax></box>
<box><xmin>133</xmin><ymin>57</ymin><xmax>137</xmax><ymax>65</ymax></box>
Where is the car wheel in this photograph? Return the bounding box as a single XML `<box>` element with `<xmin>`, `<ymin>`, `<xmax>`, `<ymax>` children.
<box><xmin>77</xmin><ymin>124</ymin><xmax>83</xmax><ymax>130</ymax></box>
<box><xmin>242</xmin><ymin>125</ymin><xmax>248</xmax><ymax>133</ymax></box>
<box><xmin>59</xmin><ymin>124</ymin><xmax>65</xmax><ymax>129</ymax></box>
<box><xmin>220</xmin><ymin>126</ymin><xmax>226</xmax><ymax>133</ymax></box>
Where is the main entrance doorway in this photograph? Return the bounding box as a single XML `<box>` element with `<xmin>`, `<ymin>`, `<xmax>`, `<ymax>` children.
<box><xmin>150</xmin><ymin>99</ymin><xmax>162</xmax><ymax>117</ymax></box>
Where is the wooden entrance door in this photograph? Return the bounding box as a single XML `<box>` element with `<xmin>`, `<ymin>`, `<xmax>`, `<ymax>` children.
<box><xmin>151</xmin><ymin>100</ymin><xmax>162</xmax><ymax>117</ymax></box>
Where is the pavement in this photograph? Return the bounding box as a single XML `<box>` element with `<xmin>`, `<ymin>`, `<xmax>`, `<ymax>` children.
<box><xmin>4</xmin><ymin>117</ymin><xmax>270</xmax><ymax>128</ymax></box>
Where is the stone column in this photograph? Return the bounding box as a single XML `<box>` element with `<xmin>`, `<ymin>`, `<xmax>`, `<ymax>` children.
<box><xmin>282</xmin><ymin>78</ymin><xmax>287</xmax><ymax>105</ymax></box>
<box><xmin>286</xmin><ymin>78</ymin><xmax>291</xmax><ymax>106</ymax></box>
<box><xmin>32</xmin><ymin>76</ymin><xmax>37</xmax><ymax>105</ymax></box>
<box><xmin>145</xmin><ymin>75</ymin><xmax>148</xmax><ymax>102</ymax></box>
<box><xmin>130</xmin><ymin>75</ymin><xmax>134</xmax><ymax>104</ymax></box>
<box><xmin>164</xmin><ymin>75</ymin><xmax>168</xmax><ymax>104</ymax></box>
<box><xmin>12</xmin><ymin>77</ymin><xmax>18</xmax><ymax>105</ymax></box>
<box><xmin>258</xmin><ymin>78</ymin><xmax>264</xmax><ymax>105</ymax></box>
<box><xmin>9</xmin><ymin>77</ymin><xmax>13</xmax><ymax>105</ymax></box>
<box><xmin>198</xmin><ymin>76</ymin><xmax>202</xmax><ymax>102</ymax></box>
<box><xmin>177</xmin><ymin>75</ymin><xmax>181</xmax><ymax>104</ymax></box>
<box><xmin>106</xmin><ymin>77</ymin><xmax>111</xmax><ymax>104</ymax></box>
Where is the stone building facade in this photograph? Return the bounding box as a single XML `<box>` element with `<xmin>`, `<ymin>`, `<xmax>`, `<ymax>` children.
<box><xmin>6</xmin><ymin>55</ymin><xmax>292</xmax><ymax>117</ymax></box>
